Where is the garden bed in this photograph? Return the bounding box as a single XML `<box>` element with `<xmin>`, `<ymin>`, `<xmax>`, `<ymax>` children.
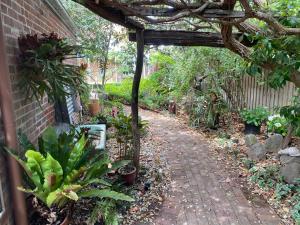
<box><xmin>188</xmin><ymin>113</ymin><xmax>300</xmax><ymax>225</ymax></box>
<box><xmin>106</xmin><ymin>126</ymin><xmax>171</xmax><ymax>224</ymax></box>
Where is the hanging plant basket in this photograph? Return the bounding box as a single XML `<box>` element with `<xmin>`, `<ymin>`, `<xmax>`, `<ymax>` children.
<box><xmin>18</xmin><ymin>32</ymin><xmax>87</xmax><ymax>104</ymax></box>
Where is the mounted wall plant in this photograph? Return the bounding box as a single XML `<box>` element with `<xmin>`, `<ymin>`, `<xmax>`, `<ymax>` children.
<box><xmin>18</xmin><ymin>32</ymin><xmax>87</xmax><ymax>104</ymax></box>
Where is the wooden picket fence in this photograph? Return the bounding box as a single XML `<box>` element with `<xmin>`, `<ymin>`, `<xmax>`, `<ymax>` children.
<box><xmin>223</xmin><ymin>76</ymin><xmax>297</xmax><ymax>111</ymax></box>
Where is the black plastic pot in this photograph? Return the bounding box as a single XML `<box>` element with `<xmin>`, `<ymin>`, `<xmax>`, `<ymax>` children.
<box><xmin>244</xmin><ymin>123</ymin><xmax>261</xmax><ymax>135</ymax></box>
<box><xmin>97</xmin><ymin>120</ymin><xmax>107</xmax><ymax>125</ymax></box>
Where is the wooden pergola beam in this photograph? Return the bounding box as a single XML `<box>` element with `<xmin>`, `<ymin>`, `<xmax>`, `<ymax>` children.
<box><xmin>129</xmin><ymin>30</ymin><xmax>226</xmax><ymax>47</ymax></box>
<box><xmin>75</xmin><ymin>0</ymin><xmax>143</xmax><ymax>29</ymax></box>
<box><xmin>129</xmin><ymin>30</ymin><xmax>255</xmax><ymax>47</ymax></box>
<box><xmin>124</xmin><ymin>8</ymin><xmax>245</xmax><ymax>19</ymax></box>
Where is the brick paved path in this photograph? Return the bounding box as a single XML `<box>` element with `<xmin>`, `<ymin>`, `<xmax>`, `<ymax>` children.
<box><xmin>140</xmin><ymin>110</ymin><xmax>284</xmax><ymax>225</ymax></box>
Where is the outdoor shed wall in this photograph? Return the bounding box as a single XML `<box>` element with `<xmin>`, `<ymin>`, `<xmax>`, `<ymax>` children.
<box><xmin>0</xmin><ymin>0</ymin><xmax>75</xmax><ymax>224</ymax></box>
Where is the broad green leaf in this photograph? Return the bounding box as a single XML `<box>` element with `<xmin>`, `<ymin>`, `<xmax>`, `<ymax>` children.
<box><xmin>17</xmin><ymin>186</ymin><xmax>35</xmax><ymax>193</ymax></box>
<box><xmin>66</xmin><ymin>135</ymin><xmax>87</xmax><ymax>173</ymax></box>
<box><xmin>65</xmin><ymin>167</ymin><xmax>85</xmax><ymax>184</ymax></box>
<box><xmin>111</xmin><ymin>160</ymin><xmax>131</xmax><ymax>170</ymax></box>
<box><xmin>79</xmin><ymin>189</ymin><xmax>134</xmax><ymax>202</ymax></box>
<box><xmin>3</xmin><ymin>147</ymin><xmax>33</xmax><ymax>181</ymax></box>
<box><xmin>83</xmin><ymin>178</ymin><xmax>112</xmax><ymax>187</ymax></box>
<box><xmin>86</xmin><ymin>154</ymin><xmax>110</xmax><ymax>180</ymax></box>
<box><xmin>42</xmin><ymin>127</ymin><xmax>59</xmax><ymax>158</ymax></box>
<box><xmin>62</xmin><ymin>190</ymin><xmax>79</xmax><ymax>201</ymax></box>
<box><xmin>46</xmin><ymin>184</ymin><xmax>82</xmax><ymax>207</ymax></box>
<box><xmin>41</xmin><ymin>153</ymin><xmax>63</xmax><ymax>191</ymax></box>
<box><xmin>46</xmin><ymin>189</ymin><xmax>61</xmax><ymax>207</ymax></box>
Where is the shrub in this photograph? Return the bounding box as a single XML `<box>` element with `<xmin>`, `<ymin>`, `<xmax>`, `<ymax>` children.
<box><xmin>240</xmin><ymin>107</ymin><xmax>269</xmax><ymax>126</ymax></box>
<box><xmin>275</xmin><ymin>183</ymin><xmax>294</xmax><ymax>201</ymax></box>
<box><xmin>111</xmin><ymin>112</ymin><xmax>148</xmax><ymax>159</ymax></box>
<box><xmin>105</xmin><ymin>75</ymin><xmax>169</xmax><ymax>110</ymax></box>
<box><xmin>280</xmin><ymin>94</ymin><xmax>300</xmax><ymax>137</ymax></box>
<box><xmin>267</xmin><ymin>114</ymin><xmax>289</xmax><ymax>136</ymax></box>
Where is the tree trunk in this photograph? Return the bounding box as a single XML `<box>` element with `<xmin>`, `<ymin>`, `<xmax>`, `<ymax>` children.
<box><xmin>101</xmin><ymin>25</ymin><xmax>113</xmax><ymax>88</ymax></box>
<box><xmin>282</xmin><ymin>124</ymin><xmax>294</xmax><ymax>149</ymax></box>
<box><xmin>131</xmin><ymin>29</ymin><xmax>144</xmax><ymax>174</ymax></box>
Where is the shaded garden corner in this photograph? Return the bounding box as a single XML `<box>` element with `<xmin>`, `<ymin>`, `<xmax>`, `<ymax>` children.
<box><xmin>138</xmin><ymin>108</ymin><xmax>283</xmax><ymax>225</ymax></box>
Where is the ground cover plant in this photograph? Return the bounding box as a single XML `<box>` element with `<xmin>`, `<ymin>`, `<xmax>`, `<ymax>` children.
<box><xmin>240</xmin><ymin>107</ymin><xmax>269</xmax><ymax>127</ymax></box>
<box><xmin>249</xmin><ymin>164</ymin><xmax>300</xmax><ymax>224</ymax></box>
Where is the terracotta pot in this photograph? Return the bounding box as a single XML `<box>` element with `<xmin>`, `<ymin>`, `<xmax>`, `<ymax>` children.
<box><xmin>118</xmin><ymin>165</ymin><xmax>137</xmax><ymax>186</ymax></box>
<box><xmin>88</xmin><ymin>99</ymin><xmax>100</xmax><ymax>116</ymax></box>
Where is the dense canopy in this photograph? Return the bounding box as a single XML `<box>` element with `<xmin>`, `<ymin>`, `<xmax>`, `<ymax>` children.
<box><xmin>73</xmin><ymin>0</ymin><xmax>300</xmax><ymax>88</ymax></box>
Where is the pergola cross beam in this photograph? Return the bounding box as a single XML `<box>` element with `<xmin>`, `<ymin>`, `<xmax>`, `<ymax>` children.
<box><xmin>77</xmin><ymin>0</ymin><xmax>144</xmax><ymax>29</ymax></box>
<box><xmin>129</xmin><ymin>30</ymin><xmax>255</xmax><ymax>47</ymax></box>
<box><xmin>123</xmin><ymin>8</ymin><xmax>245</xmax><ymax>19</ymax></box>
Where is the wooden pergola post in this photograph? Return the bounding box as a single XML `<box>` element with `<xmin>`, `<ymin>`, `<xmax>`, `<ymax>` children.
<box><xmin>131</xmin><ymin>29</ymin><xmax>144</xmax><ymax>173</ymax></box>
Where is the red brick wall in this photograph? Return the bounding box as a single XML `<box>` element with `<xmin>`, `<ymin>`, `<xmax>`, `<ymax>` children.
<box><xmin>0</xmin><ymin>0</ymin><xmax>75</xmax><ymax>224</ymax></box>
<box><xmin>1</xmin><ymin>0</ymin><xmax>75</xmax><ymax>141</ymax></box>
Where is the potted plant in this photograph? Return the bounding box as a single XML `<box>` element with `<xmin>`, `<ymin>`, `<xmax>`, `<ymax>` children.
<box><xmin>118</xmin><ymin>164</ymin><xmax>137</xmax><ymax>186</ymax></box>
<box><xmin>12</xmin><ymin>127</ymin><xmax>134</xmax><ymax>225</ymax></box>
<box><xmin>240</xmin><ymin>107</ymin><xmax>269</xmax><ymax>134</ymax></box>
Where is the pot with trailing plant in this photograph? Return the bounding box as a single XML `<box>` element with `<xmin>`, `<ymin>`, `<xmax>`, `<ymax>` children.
<box><xmin>118</xmin><ymin>164</ymin><xmax>137</xmax><ymax>186</ymax></box>
<box><xmin>240</xmin><ymin>107</ymin><xmax>269</xmax><ymax>134</ymax></box>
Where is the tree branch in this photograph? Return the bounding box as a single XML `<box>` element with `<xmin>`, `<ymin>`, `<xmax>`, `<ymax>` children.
<box><xmin>239</xmin><ymin>0</ymin><xmax>300</xmax><ymax>35</ymax></box>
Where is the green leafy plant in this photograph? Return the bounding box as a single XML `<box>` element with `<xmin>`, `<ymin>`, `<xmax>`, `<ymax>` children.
<box><xmin>275</xmin><ymin>183</ymin><xmax>294</xmax><ymax>201</ymax></box>
<box><xmin>280</xmin><ymin>94</ymin><xmax>300</xmax><ymax>136</ymax></box>
<box><xmin>111</xmin><ymin>112</ymin><xmax>148</xmax><ymax>160</ymax></box>
<box><xmin>18</xmin><ymin>32</ymin><xmax>87</xmax><ymax>103</ymax></box>
<box><xmin>91</xmin><ymin>111</ymin><xmax>115</xmax><ymax>127</ymax></box>
<box><xmin>240</xmin><ymin>107</ymin><xmax>269</xmax><ymax>126</ymax></box>
<box><xmin>189</xmin><ymin>91</ymin><xmax>228</xmax><ymax>129</ymax></box>
<box><xmin>88</xmin><ymin>199</ymin><xmax>118</xmax><ymax>225</ymax></box>
<box><xmin>267</xmin><ymin>114</ymin><xmax>289</xmax><ymax>136</ymax></box>
<box><xmin>6</xmin><ymin>127</ymin><xmax>133</xmax><ymax>225</ymax></box>
<box><xmin>242</xmin><ymin>158</ymin><xmax>255</xmax><ymax>170</ymax></box>
<box><xmin>292</xmin><ymin>202</ymin><xmax>300</xmax><ymax>225</ymax></box>
<box><xmin>249</xmin><ymin>165</ymin><xmax>281</xmax><ymax>189</ymax></box>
